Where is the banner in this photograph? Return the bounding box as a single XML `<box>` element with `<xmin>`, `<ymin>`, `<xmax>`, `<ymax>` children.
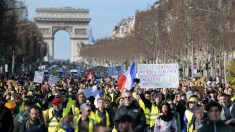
<box><xmin>7</xmin><ymin>80</ymin><xmax>18</xmax><ymax>87</ymax></box>
<box><xmin>108</xmin><ymin>65</ymin><xmax>124</xmax><ymax>77</ymax></box>
<box><xmin>48</xmin><ymin>75</ymin><xmax>59</xmax><ymax>85</ymax></box>
<box><xmin>83</xmin><ymin>85</ymin><xmax>100</xmax><ymax>98</ymax></box>
<box><xmin>137</xmin><ymin>64</ymin><xmax>179</xmax><ymax>88</ymax></box>
<box><xmin>33</xmin><ymin>71</ymin><xmax>44</xmax><ymax>83</ymax></box>
<box><xmin>108</xmin><ymin>67</ymin><xmax>116</xmax><ymax>77</ymax></box>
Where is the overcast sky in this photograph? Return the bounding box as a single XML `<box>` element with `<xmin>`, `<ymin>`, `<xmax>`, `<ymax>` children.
<box><xmin>25</xmin><ymin>0</ymin><xmax>157</xmax><ymax>59</ymax></box>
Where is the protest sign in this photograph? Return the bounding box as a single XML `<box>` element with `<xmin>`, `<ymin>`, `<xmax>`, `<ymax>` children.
<box><xmin>137</xmin><ymin>64</ymin><xmax>179</xmax><ymax>88</ymax></box>
<box><xmin>108</xmin><ymin>66</ymin><xmax>116</xmax><ymax>77</ymax></box>
<box><xmin>7</xmin><ymin>80</ymin><xmax>18</xmax><ymax>87</ymax></box>
<box><xmin>48</xmin><ymin>75</ymin><xmax>59</xmax><ymax>85</ymax></box>
<box><xmin>83</xmin><ymin>85</ymin><xmax>100</xmax><ymax>98</ymax></box>
<box><xmin>33</xmin><ymin>71</ymin><xmax>44</xmax><ymax>83</ymax></box>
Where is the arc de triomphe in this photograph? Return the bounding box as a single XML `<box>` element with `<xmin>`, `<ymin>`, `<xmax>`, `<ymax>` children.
<box><xmin>34</xmin><ymin>7</ymin><xmax>90</xmax><ymax>62</ymax></box>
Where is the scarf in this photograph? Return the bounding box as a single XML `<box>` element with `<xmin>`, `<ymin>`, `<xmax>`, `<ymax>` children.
<box><xmin>160</xmin><ymin>112</ymin><xmax>173</xmax><ymax>122</ymax></box>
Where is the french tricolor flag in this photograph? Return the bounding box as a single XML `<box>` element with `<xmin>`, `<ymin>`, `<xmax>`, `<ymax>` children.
<box><xmin>118</xmin><ymin>63</ymin><xmax>136</xmax><ymax>91</ymax></box>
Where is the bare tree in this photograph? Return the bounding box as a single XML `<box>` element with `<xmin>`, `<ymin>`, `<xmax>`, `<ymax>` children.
<box><xmin>80</xmin><ymin>0</ymin><xmax>235</xmax><ymax>80</ymax></box>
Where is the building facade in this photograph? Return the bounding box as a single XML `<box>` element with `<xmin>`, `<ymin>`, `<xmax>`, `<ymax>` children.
<box><xmin>112</xmin><ymin>16</ymin><xmax>135</xmax><ymax>39</ymax></box>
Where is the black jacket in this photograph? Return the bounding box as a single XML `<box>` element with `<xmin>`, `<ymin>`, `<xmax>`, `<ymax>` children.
<box><xmin>198</xmin><ymin>120</ymin><xmax>235</xmax><ymax>132</ymax></box>
<box><xmin>176</xmin><ymin>100</ymin><xmax>186</xmax><ymax>129</ymax></box>
<box><xmin>0</xmin><ymin>103</ymin><xmax>14</xmax><ymax>132</ymax></box>
<box><xmin>140</xmin><ymin>94</ymin><xmax>151</xmax><ymax>110</ymax></box>
<box><xmin>20</xmin><ymin>118</ymin><xmax>47</xmax><ymax>132</ymax></box>
<box><xmin>114</xmin><ymin>100</ymin><xmax>146</xmax><ymax>131</ymax></box>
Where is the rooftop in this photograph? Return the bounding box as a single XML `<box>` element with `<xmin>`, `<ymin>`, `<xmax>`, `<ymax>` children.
<box><xmin>36</xmin><ymin>7</ymin><xmax>89</xmax><ymax>13</ymax></box>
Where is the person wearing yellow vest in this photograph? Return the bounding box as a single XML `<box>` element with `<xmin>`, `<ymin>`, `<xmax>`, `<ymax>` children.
<box><xmin>71</xmin><ymin>105</ymin><xmax>80</xmax><ymax>117</ymax></box>
<box><xmin>74</xmin><ymin>103</ymin><xmax>96</xmax><ymax>132</ymax></box>
<box><xmin>183</xmin><ymin>96</ymin><xmax>198</xmax><ymax>132</ymax></box>
<box><xmin>43</xmin><ymin>98</ymin><xmax>65</xmax><ymax>132</ymax></box>
<box><xmin>70</xmin><ymin>92</ymin><xmax>85</xmax><ymax>117</ymax></box>
<box><xmin>138</xmin><ymin>91</ymin><xmax>152</xmax><ymax>126</ymax></box>
<box><xmin>105</xmin><ymin>88</ymin><xmax>118</xmax><ymax>103</ymax></box>
<box><xmin>58</xmin><ymin>115</ymin><xmax>74</xmax><ymax>132</ymax></box>
<box><xmin>95</xmin><ymin>97</ymin><xmax>111</xmax><ymax>128</ymax></box>
<box><xmin>150</xmin><ymin>93</ymin><xmax>162</xmax><ymax>129</ymax></box>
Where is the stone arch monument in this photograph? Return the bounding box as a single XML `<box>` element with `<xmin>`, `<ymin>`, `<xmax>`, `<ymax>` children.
<box><xmin>34</xmin><ymin>7</ymin><xmax>90</xmax><ymax>62</ymax></box>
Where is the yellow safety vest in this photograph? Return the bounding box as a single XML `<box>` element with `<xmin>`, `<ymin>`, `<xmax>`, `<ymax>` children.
<box><xmin>111</xmin><ymin>94</ymin><xmax>115</xmax><ymax>102</ymax></box>
<box><xmin>112</xmin><ymin>127</ymin><xmax>118</xmax><ymax>132</ymax></box>
<box><xmin>89</xmin><ymin>111</ymin><xmax>99</xmax><ymax>126</ymax></box>
<box><xmin>138</xmin><ymin>99</ymin><xmax>150</xmax><ymax>125</ymax></box>
<box><xmin>132</xmin><ymin>92</ymin><xmax>137</xmax><ymax>99</ymax></box>
<box><xmin>58</xmin><ymin>127</ymin><xmax>66</xmax><ymax>132</ymax></box>
<box><xmin>185</xmin><ymin>110</ymin><xmax>195</xmax><ymax>132</ymax></box>
<box><xmin>42</xmin><ymin>108</ymin><xmax>66</xmax><ymax>132</ymax></box>
<box><xmin>71</xmin><ymin>105</ymin><xmax>80</xmax><ymax>117</ymax></box>
<box><xmin>231</xmin><ymin>94</ymin><xmax>235</xmax><ymax>102</ymax></box>
<box><xmin>74</xmin><ymin>115</ymin><xmax>95</xmax><ymax>132</ymax></box>
<box><xmin>5</xmin><ymin>94</ymin><xmax>10</xmax><ymax>101</ymax></box>
<box><xmin>36</xmin><ymin>102</ymin><xmax>41</xmax><ymax>108</ymax></box>
<box><xmin>95</xmin><ymin>110</ymin><xmax>111</xmax><ymax>128</ymax></box>
<box><xmin>150</xmin><ymin>104</ymin><xmax>160</xmax><ymax>127</ymax></box>
<box><xmin>19</xmin><ymin>102</ymin><xmax>25</xmax><ymax>112</ymax></box>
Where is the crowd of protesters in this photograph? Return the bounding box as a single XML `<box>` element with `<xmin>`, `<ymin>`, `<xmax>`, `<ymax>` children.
<box><xmin>0</xmin><ymin>74</ymin><xmax>235</xmax><ymax>132</ymax></box>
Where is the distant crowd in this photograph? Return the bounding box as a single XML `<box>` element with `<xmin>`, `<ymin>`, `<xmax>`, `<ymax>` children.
<box><xmin>0</xmin><ymin>75</ymin><xmax>235</xmax><ymax>132</ymax></box>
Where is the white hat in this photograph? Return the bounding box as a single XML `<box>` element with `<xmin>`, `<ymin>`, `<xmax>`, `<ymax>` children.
<box><xmin>207</xmin><ymin>81</ymin><xmax>212</xmax><ymax>85</ymax></box>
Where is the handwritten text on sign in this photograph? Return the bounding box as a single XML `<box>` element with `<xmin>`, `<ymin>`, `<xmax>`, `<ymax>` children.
<box><xmin>137</xmin><ymin>64</ymin><xmax>179</xmax><ymax>88</ymax></box>
<box><xmin>33</xmin><ymin>71</ymin><xmax>44</xmax><ymax>83</ymax></box>
<box><xmin>48</xmin><ymin>75</ymin><xmax>59</xmax><ymax>85</ymax></box>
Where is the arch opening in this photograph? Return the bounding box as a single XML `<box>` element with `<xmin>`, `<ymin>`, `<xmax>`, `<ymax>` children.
<box><xmin>53</xmin><ymin>30</ymin><xmax>71</xmax><ymax>60</ymax></box>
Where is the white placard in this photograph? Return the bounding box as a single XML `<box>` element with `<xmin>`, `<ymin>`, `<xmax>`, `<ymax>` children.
<box><xmin>48</xmin><ymin>75</ymin><xmax>59</xmax><ymax>85</ymax></box>
<box><xmin>33</xmin><ymin>71</ymin><xmax>44</xmax><ymax>83</ymax></box>
<box><xmin>137</xmin><ymin>64</ymin><xmax>179</xmax><ymax>88</ymax></box>
<box><xmin>83</xmin><ymin>85</ymin><xmax>100</xmax><ymax>98</ymax></box>
<box><xmin>5</xmin><ymin>64</ymin><xmax>8</xmax><ymax>72</ymax></box>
